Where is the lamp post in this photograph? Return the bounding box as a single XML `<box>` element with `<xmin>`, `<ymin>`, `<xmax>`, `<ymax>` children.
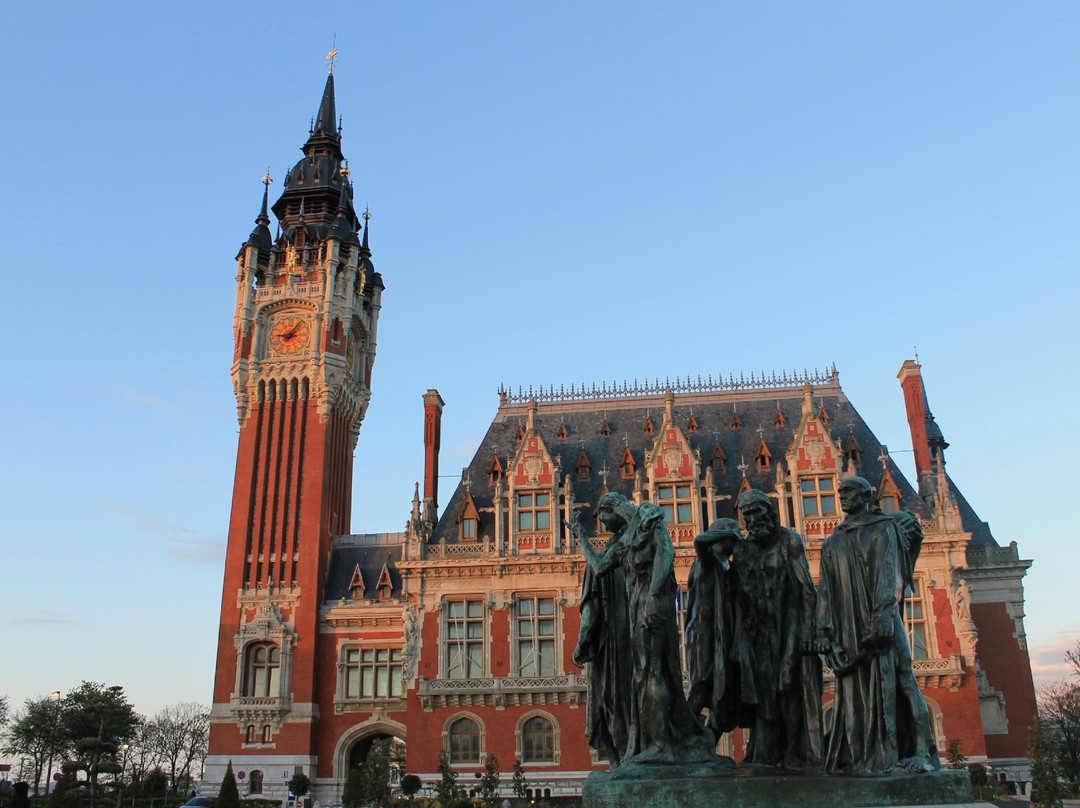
<box><xmin>43</xmin><ymin>691</ymin><xmax>62</xmax><ymax>796</ymax></box>
<box><xmin>118</xmin><ymin>744</ymin><xmax>130</xmax><ymax>808</ymax></box>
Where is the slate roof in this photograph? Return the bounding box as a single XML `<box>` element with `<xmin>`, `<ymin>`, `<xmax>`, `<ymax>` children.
<box><xmin>324</xmin><ymin>536</ymin><xmax>405</xmax><ymax>602</ymax></box>
<box><xmin>428</xmin><ymin>370</ymin><xmax>977</xmax><ymax>546</ymax></box>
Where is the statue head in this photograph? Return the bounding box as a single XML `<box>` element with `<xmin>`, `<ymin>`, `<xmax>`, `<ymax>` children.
<box><xmin>838</xmin><ymin>476</ymin><xmax>873</xmax><ymax>514</ymax></box>
<box><xmin>737</xmin><ymin>489</ymin><xmax>779</xmax><ymax>541</ymax></box>
<box><xmin>596</xmin><ymin>491</ymin><xmax>636</xmax><ymax>533</ymax></box>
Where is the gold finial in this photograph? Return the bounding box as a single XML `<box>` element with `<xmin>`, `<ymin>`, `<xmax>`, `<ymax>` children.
<box><xmin>362</xmin><ymin>206</ymin><xmax>372</xmax><ymax>222</ymax></box>
<box><xmin>340</xmin><ymin>160</ymin><xmax>350</xmax><ymax>179</ymax></box>
<box><xmin>327</xmin><ymin>35</ymin><xmax>338</xmax><ymax>74</ymax></box>
<box><xmin>261</xmin><ymin>168</ymin><xmax>273</xmax><ymax>188</ymax></box>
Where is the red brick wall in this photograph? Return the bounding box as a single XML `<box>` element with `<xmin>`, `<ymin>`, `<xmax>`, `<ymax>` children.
<box><xmin>971</xmin><ymin>601</ymin><xmax>1037</xmax><ymax>759</ymax></box>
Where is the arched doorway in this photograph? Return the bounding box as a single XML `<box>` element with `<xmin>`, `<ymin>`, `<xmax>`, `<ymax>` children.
<box><xmin>346</xmin><ymin>732</ymin><xmax>406</xmax><ymax>773</ymax></box>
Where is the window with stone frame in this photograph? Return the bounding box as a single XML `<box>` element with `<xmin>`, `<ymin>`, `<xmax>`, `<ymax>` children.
<box><xmin>249</xmin><ymin>770</ymin><xmax>263</xmax><ymax>794</ymax></box>
<box><xmin>245</xmin><ymin>725</ymin><xmax>255</xmax><ymax>744</ymax></box>
<box><xmin>448</xmin><ymin>716</ymin><xmax>483</xmax><ymax>764</ymax></box>
<box><xmin>880</xmin><ymin>494</ymin><xmax>900</xmax><ymax>513</ymax></box>
<box><xmin>261</xmin><ymin>725</ymin><xmax>272</xmax><ymax>743</ymax></box>
<box><xmin>515</xmin><ymin>596</ymin><xmax>557</xmax><ymax>677</ymax></box>
<box><xmin>344</xmin><ymin>647</ymin><xmax>404</xmax><ymax>699</ymax></box>
<box><xmin>657</xmin><ymin>483</ymin><xmax>693</xmax><ymax>525</ymax></box>
<box><xmin>445</xmin><ymin>598</ymin><xmax>486</xmax><ymax>679</ymax></box>
<box><xmin>521</xmin><ymin>714</ymin><xmax>557</xmax><ymax>763</ymax></box>
<box><xmin>517</xmin><ymin>492</ymin><xmax>551</xmax><ymax>532</ymax></box>
<box><xmin>244</xmin><ymin>643</ymin><xmax>281</xmax><ymax>697</ymax></box>
<box><xmin>800</xmin><ymin>476</ymin><xmax>837</xmax><ymax>518</ymax></box>
<box><xmin>904</xmin><ymin>577</ymin><xmax>932</xmax><ymax>660</ymax></box>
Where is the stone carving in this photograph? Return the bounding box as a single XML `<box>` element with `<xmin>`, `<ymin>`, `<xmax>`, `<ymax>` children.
<box><xmin>816</xmin><ymin>477</ymin><xmax>940</xmax><ymax>774</ymax></box>
<box><xmin>401</xmin><ymin>607</ymin><xmax>420</xmax><ymax>689</ymax></box>
<box><xmin>571</xmin><ymin>492</ymin><xmax>731</xmax><ymax>772</ymax></box>
<box><xmin>686</xmin><ymin>490</ymin><xmax>823</xmax><ymax>768</ymax></box>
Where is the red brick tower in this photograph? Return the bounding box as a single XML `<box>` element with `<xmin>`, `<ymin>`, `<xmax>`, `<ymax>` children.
<box><xmin>206</xmin><ymin>69</ymin><xmax>383</xmax><ymax>786</ymax></box>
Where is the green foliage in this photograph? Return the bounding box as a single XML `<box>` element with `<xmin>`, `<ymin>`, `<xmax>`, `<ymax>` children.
<box><xmin>943</xmin><ymin>738</ymin><xmax>967</xmax><ymax>769</ymax></box>
<box><xmin>47</xmin><ymin>767</ymin><xmax>83</xmax><ymax>808</ymax></box>
<box><xmin>287</xmin><ymin>773</ymin><xmax>311</xmax><ymax>799</ymax></box>
<box><xmin>350</xmin><ymin>739</ymin><xmax>395</xmax><ymax>808</ymax></box>
<box><xmin>434</xmin><ymin>752</ymin><xmax>460</xmax><ymax>808</ymax></box>
<box><xmin>59</xmin><ymin>683</ymin><xmax>139</xmax><ymax>808</ymax></box>
<box><xmin>478</xmin><ymin>754</ymin><xmax>500</xmax><ymax>807</ymax></box>
<box><xmin>1030</xmin><ymin>715</ymin><xmax>1065</xmax><ymax>807</ymax></box>
<box><xmin>216</xmin><ymin>762</ymin><xmax>240</xmax><ymax>808</ymax></box>
<box><xmin>512</xmin><ymin>760</ymin><xmax>527</xmax><ymax>804</ymax></box>
<box><xmin>3</xmin><ymin>695</ymin><xmax>68</xmax><ymax>796</ymax></box>
<box><xmin>400</xmin><ymin>776</ymin><xmax>421</xmax><ymax>798</ymax></box>
<box><xmin>141</xmin><ymin>769</ymin><xmax>168</xmax><ymax>799</ymax></box>
<box><xmin>341</xmin><ymin>769</ymin><xmax>364</xmax><ymax>808</ymax></box>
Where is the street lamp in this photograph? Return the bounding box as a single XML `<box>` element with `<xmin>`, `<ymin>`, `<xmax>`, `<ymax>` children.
<box><xmin>43</xmin><ymin>691</ymin><xmax>62</xmax><ymax>796</ymax></box>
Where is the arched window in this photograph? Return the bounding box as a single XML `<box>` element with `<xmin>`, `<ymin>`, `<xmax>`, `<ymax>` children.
<box><xmin>245</xmin><ymin>643</ymin><xmax>281</xmax><ymax>697</ymax></box>
<box><xmin>249</xmin><ymin>770</ymin><xmax>263</xmax><ymax>794</ymax></box>
<box><xmin>521</xmin><ymin>715</ymin><xmax>556</xmax><ymax>763</ymax></box>
<box><xmin>262</xmin><ymin>724</ymin><xmax>272</xmax><ymax>743</ymax></box>
<box><xmin>245</xmin><ymin>725</ymin><xmax>255</xmax><ymax>743</ymax></box>
<box><xmin>448</xmin><ymin>716</ymin><xmax>482</xmax><ymax>763</ymax></box>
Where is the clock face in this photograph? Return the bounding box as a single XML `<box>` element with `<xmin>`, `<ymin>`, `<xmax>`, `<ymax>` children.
<box><xmin>269</xmin><ymin>316</ymin><xmax>311</xmax><ymax>356</ymax></box>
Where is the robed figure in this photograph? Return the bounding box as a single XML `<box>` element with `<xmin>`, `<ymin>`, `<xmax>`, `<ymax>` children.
<box><xmin>687</xmin><ymin>491</ymin><xmax>823</xmax><ymax>768</ymax></box>
<box><xmin>572</xmin><ymin>492</ymin><xmax>730</xmax><ymax>770</ymax></box>
<box><xmin>816</xmin><ymin>477</ymin><xmax>940</xmax><ymax>774</ymax></box>
<box><xmin>574</xmin><ymin>528</ymin><xmax>632</xmax><ymax>766</ymax></box>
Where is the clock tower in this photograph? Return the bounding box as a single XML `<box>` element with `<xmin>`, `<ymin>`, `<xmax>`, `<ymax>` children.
<box><xmin>207</xmin><ymin>69</ymin><xmax>382</xmax><ymax>777</ymax></box>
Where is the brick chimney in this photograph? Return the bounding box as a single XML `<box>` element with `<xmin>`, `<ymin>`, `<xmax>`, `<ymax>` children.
<box><xmin>897</xmin><ymin>360</ymin><xmax>931</xmax><ymax>479</ymax></box>
<box><xmin>422</xmin><ymin>389</ymin><xmax>445</xmax><ymax>524</ymax></box>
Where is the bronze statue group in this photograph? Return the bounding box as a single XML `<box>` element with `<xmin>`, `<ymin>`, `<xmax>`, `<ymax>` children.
<box><xmin>571</xmin><ymin>477</ymin><xmax>941</xmax><ymax>777</ymax></box>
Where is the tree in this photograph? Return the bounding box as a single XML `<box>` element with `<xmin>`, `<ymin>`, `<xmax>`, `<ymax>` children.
<box><xmin>217</xmin><ymin>761</ymin><xmax>240</xmax><ymax>808</ymax></box>
<box><xmin>478</xmin><ymin>753</ymin><xmax>500</xmax><ymax>806</ymax></box>
<box><xmin>512</xmin><ymin>759</ymin><xmax>527</xmax><ymax>806</ymax></box>
<box><xmin>288</xmin><ymin>772</ymin><xmax>311</xmax><ymax>802</ymax></box>
<box><xmin>341</xmin><ymin>769</ymin><xmax>365</xmax><ymax>808</ymax></box>
<box><xmin>3</xmin><ymin>695</ymin><xmax>68</xmax><ymax>795</ymax></box>
<box><xmin>1039</xmin><ymin>678</ymin><xmax>1080</xmax><ymax>784</ymax></box>
<box><xmin>400</xmin><ymin>775</ymin><xmax>421</xmax><ymax>808</ymax></box>
<box><xmin>435</xmin><ymin>751</ymin><xmax>460</xmax><ymax>808</ymax></box>
<box><xmin>943</xmin><ymin>738</ymin><xmax>967</xmax><ymax>769</ymax></box>
<box><xmin>1030</xmin><ymin>715</ymin><xmax>1065</xmax><ymax>807</ymax></box>
<box><xmin>356</xmin><ymin>739</ymin><xmax>394</xmax><ymax>808</ymax></box>
<box><xmin>0</xmin><ymin>694</ymin><xmax>9</xmax><ymax>727</ymax></box>
<box><xmin>59</xmin><ymin>683</ymin><xmax>140</xmax><ymax>808</ymax></box>
<box><xmin>145</xmin><ymin>703</ymin><xmax>210</xmax><ymax>793</ymax></box>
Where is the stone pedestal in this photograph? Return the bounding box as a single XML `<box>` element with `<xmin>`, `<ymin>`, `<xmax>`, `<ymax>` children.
<box><xmin>583</xmin><ymin>766</ymin><xmax>984</xmax><ymax>808</ymax></box>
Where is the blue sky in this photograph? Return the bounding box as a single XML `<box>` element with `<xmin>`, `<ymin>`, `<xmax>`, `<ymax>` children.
<box><xmin>1</xmin><ymin>1</ymin><xmax>1077</xmax><ymax>720</ymax></box>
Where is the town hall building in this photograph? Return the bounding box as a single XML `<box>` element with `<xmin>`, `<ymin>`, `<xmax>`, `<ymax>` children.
<box><xmin>205</xmin><ymin>71</ymin><xmax>1038</xmax><ymax>801</ymax></box>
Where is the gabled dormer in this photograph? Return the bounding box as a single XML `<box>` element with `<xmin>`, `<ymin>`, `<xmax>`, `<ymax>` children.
<box><xmin>509</xmin><ymin>401</ymin><xmax>557</xmax><ymax>554</ymax></box>
<box><xmin>459</xmin><ymin>491</ymin><xmax>481</xmax><ymax>542</ymax></box>
<box><xmin>646</xmin><ymin>393</ymin><xmax>702</xmax><ymax>542</ymax></box>
<box><xmin>375</xmin><ymin>563</ymin><xmax>393</xmax><ymax>600</ymax></box>
<box><xmin>788</xmin><ymin>384</ymin><xmax>842</xmax><ymax>541</ymax></box>
<box><xmin>877</xmin><ymin>466</ymin><xmax>902</xmax><ymax>514</ymax></box>
<box><xmin>349</xmin><ymin>564</ymin><xmax>365</xmax><ymax>601</ymax></box>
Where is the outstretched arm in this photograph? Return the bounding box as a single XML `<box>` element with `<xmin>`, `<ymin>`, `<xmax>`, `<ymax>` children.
<box><xmin>568</xmin><ymin>514</ymin><xmax>623</xmax><ymax>575</ymax></box>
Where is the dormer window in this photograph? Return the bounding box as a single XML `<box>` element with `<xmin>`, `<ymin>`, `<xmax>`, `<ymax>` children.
<box><xmin>600</xmin><ymin>420</ymin><xmax>611</xmax><ymax>437</ymax></box>
<box><xmin>489</xmin><ymin>456</ymin><xmax>503</xmax><ymax>486</ymax></box>
<box><xmin>730</xmin><ymin>410</ymin><xmax>742</xmax><ymax>429</ymax></box>
<box><xmin>575</xmin><ymin>450</ymin><xmax>592</xmax><ymax>482</ymax></box>
<box><xmin>755</xmin><ymin>439</ymin><xmax>772</xmax><ymax>472</ymax></box>
<box><xmin>620</xmin><ymin>448</ymin><xmax>636</xmax><ymax>479</ymax></box>
<box><xmin>710</xmin><ymin>443</ymin><xmax>726</xmax><ymax>474</ymax></box>
<box><xmin>459</xmin><ymin>493</ymin><xmax>481</xmax><ymax>542</ymax></box>
<box><xmin>644</xmin><ymin>417</ymin><xmax>655</xmax><ymax>435</ymax></box>
<box><xmin>774</xmin><ymin>408</ymin><xmax>787</xmax><ymax>428</ymax></box>
<box><xmin>686</xmin><ymin>415</ymin><xmax>699</xmax><ymax>433</ymax></box>
<box><xmin>517</xmin><ymin>492</ymin><xmax>551</xmax><ymax>531</ymax></box>
<box><xmin>846</xmin><ymin>435</ymin><xmax>862</xmax><ymax>467</ymax></box>
<box><xmin>657</xmin><ymin>484</ymin><xmax>693</xmax><ymax>525</ymax></box>
<box><xmin>557</xmin><ymin>423</ymin><xmax>568</xmax><ymax>440</ymax></box>
<box><xmin>349</xmin><ymin>564</ymin><xmax>365</xmax><ymax>600</ymax></box>
<box><xmin>375</xmin><ymin>563</ymin><xmax>393</xmax><ymax>600</ymax></box>
<box><xmin>515</xmin><ymin>426</ymin><xmax>525</xmax><ymax>442</ymax></box>
<box><xmin>801</xmin><ymin>477</ymin><xmax>836</xmax><ymax>518</ymax></box>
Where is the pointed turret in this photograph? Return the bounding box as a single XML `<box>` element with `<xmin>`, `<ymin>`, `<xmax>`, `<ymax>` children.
<box><xmin>241</xmin><ymin>178</ymin><xmax>273</xmax><ymax>256</ymax></box>
<box><xmin>271</xmin><ymin>72</ymin><xmax>355</xmax><ymax>245</ymax></box>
